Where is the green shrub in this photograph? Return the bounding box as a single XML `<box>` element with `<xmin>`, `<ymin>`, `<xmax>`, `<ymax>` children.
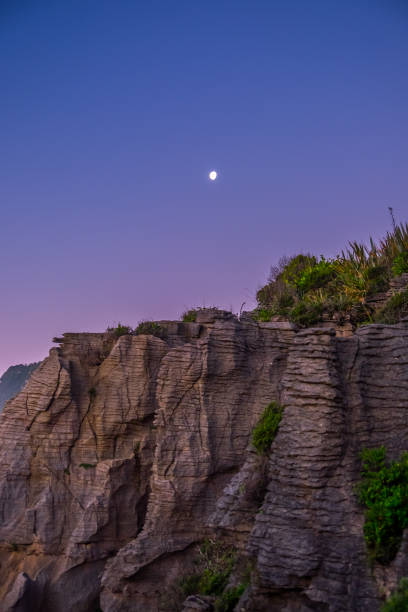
<box><xmin>392</xmin><ymin>252</ymin><xmax>408</xmax><ymax>277</ymax></box>
<box><xmin>89</xmin><ymin>387</ymin><xmax>97</xmax><ymax>399</ymax></box>
<box><xmin>288</xmin><ymin>300</ymin><xmax>324</xmax><ymax>326</ymax></box>
<box><xmin>134</xmin><ymin>321</ymin><xmax>164</xmax><ymax>337</ymax></box>
<box><xmin>79</xmin><ymin>463</ymin><xmax>96</xmax><ymax>469</ymax></box>
<box><xmin>252</xmin><ymin>402</ymin><xmax>283</xmax><ymax>455</ymax></box>
<box><xmin>182</xmin><ymin>309</ymin><xmax>198</xmax><ymax>322</ymax></box>
<box><xmin>256</xmin><ymin>283</ymin><xmax>278</xmax><ymax>309</ymax></box>
<box><xmin>52</xmin><ymin>337</ymin><xmax>64</xmax><ymax>343</ymax></box>
<box><xmin>198</xmin><ymin>567</ymin><xmax>231</xmax><ymax>596</ymax></box>
<box><xmin>356</xmin><ymin>447</ymin><xmax>408</xmax><ymax>564</ymax></box>
<box><xmin>108</xmin><ymin>323</ymin><xmax>132</xmax><ymax>337</ymax></box>
<box><xmin>280</xmin><ymin>254</ymin><xmax>317</xmax><ymax>286</ymax></box>
<box><xmin>256</xmin><ymin>255</ymin><xmax>314</xmax><ymax>308</ymax></box>
<box><xmin>215</xmin><ymin>582</ymin><xmax>248</xmax><ymax>612</ymax></box>
<box><xmin>366</xmin><ymin>265</ymin><xmax>390</xmax><ymax>295</ymax></box>
<box><xmin>254</xmin><ymin>308</ymin><xmax>274</xmax><ymax>322</ymax></box>
<box><xmin>373</xmin><ymin>290</ymin><xmax>408</xmax><ymax>324</ymax></box>
<box><xmin>255</xmin><ymin>223</ymin><xmax>408</xmax><ymax>325</ymax></box>
<box><xmin>295</xmin><ymin>257</ymin><xmax>337</xmax><ymax>296</ymax></box>
<box><xmin>277</xmin><ymin>291</ymin><xmax>295</xmax><ymax>312</ymax></box>
<box><xmin>381</xmin><ymin>578</ymin><xmax>408</xmax><ymax>612</ymax></box>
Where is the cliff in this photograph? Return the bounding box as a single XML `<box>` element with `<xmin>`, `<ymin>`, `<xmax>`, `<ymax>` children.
<box><xmin>0</xmin><ymin>311</ymin><xmax>407</xmax><ymax>611</ymax></box>
<box><xmin>0</xmin><ymin>362</ymin><xmax>40</xmax><ymax>412</ymax></box>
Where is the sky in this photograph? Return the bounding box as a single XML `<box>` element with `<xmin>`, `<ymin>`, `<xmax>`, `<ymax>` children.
<box><xmin>0</xmin><ymin>0</ymin><xmax>407</xmax><ymax>374</ymax></box>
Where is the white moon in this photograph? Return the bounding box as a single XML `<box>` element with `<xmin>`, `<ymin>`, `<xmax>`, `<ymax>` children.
<box><xmin>209</xmin><ymin>170</ymin><xmax>218</xmax><ymax>181</ymax></box>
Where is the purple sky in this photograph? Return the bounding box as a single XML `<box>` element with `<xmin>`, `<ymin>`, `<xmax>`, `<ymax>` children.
<box><xmin>1</xmin><ymin>0</ymin><xmax>407</xmax><ymax>375</ymax></box>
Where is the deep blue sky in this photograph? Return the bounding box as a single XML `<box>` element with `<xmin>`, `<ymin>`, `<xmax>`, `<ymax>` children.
<box><xmin>1</xmin><ymin>0</ymin><xmax>407</xmax><ymax>373</ymax></box>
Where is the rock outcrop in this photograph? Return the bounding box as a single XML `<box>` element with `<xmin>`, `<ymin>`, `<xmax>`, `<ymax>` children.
<box><xmin>0</xmin><ymin>312</ymin><xmax>407</xmax><ymax>611</ymax></box>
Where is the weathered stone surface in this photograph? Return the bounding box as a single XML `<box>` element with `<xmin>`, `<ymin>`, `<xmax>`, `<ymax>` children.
<box><xmin>0</xmin><ymin>316</ymin><xmax>407</xmax><ymax>611</ymax></box>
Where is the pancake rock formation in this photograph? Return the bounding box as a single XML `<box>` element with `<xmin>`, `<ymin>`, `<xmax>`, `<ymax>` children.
<box><xmin>0</xmin><ymin>310</ymin><xmax>407</xmax><ymax>611</ymax></box>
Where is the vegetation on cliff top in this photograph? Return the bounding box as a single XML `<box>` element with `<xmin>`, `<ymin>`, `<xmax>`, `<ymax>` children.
<box><xmin>255</xmin><ymin>221</ymin><xmax>408</xmax><ymax>327</ymax></box>
<box><xmin>134</xmin><ymin>320</ymin><xmax>165</xmax><ymax>337</ymax></box>
<box><xmin>182</xmin><ymin>308</ymin><xmax>198</xmax><ymax>322</ymax></box>
<box><xmin>356</xmin><ymin>447</ymin><xmax>408</xmax><ymax>564</ymax></box>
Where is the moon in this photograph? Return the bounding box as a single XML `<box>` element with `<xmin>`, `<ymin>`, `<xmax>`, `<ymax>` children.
<box><xmin>209</xmin><ymin>170</ymin><xmax>218</xmax><ymax>181</ymax></box>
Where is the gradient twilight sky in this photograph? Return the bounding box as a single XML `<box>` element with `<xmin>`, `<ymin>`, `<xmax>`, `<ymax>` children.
<box><xmin>1</xmin><ymin>0</ymin><xmax>407</xmax><ymax>374</ymax></box>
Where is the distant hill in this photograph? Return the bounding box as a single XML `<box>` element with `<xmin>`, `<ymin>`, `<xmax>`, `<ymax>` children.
<box><xmin>0</xmin><ymin>362</ymin><xmax>41</xmax><ymax>412</ymax></box>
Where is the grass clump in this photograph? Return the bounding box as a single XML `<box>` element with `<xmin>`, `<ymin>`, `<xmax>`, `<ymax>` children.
<box><xmin>381</xmin><ymin>577</ymin><xmax>408</xmax><ymax>612</ymax></box>
<box><xmin>373</xmin><ymin>290</ymin><xmax>408</xmax><ymax>324</ymax></box>
<box><xmin>134</xmin><ymin>321</ymin><xmax>164</xmax><ymax>337</ymax></box>
<box><xmin>79</xmin><ymin>463</ymin><xmax>96</xmax><ymax>469</ymax></box>
<box><xmin>252</xmin><ymin>402</ymin><xmax>283</xmax><ymax>455</ymax></box>
<box><xmin>356</xmin><ymin>447</ymin><xmax>408</xmax><ymax>564</ymax></box>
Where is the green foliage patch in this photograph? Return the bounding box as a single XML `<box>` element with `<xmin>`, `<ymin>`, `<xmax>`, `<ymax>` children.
<box><xmin>295</xmin><ymin>257</ymin><xmax>337</xmax><ymax>296</ymax></box>
<box><xmin>252</xmin><ymin>402</ymin><xmax>283</xmax><ymax>455</ymax></box>
<box><xmin>182</xmin><ymin>309</ymin><xmax>198</xmax><ymax>322</ymax></box>
<box><xmin>288</xmin><ymin>300</ymin><xmax>324</xmax><ymax>327</ymax></box>
<box><xmin>79</xmin><ymin>463</ymin><xmax>96</xmax><ymax>469</ymax></box>
<box><xmin>392</xmin><ymin>252</ymin><xmax>408</xmax><ymax>277</ymax></box>
<box><xmin>356</xmin><ymin>447</ymin><xmax>408</xmax><ymax>564</ymax></box>
<box><xmin>381</xmin><ymin>577</ymin><xmax>408</xmax><ymax>612</ymax></box>
<box><xmin>107</xmin><ymin>323</ymin><xmax>132</xmax><ymax>337</ymax></box>
<box><xmin>214</xmin><ymin>582</ymin><xmax>248</xmax><ymax>612</ymax></box>
<box><xmin>134</xmin><ymin>321</ymin><xmax>164</xmax><ymax>337</ymax></box>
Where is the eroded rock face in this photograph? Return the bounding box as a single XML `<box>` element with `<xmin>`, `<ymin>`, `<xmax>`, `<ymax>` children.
<box><xmin>0</xmin><ymin>315</ymin><xmax>407</xmax><ymax>611</ymax></box>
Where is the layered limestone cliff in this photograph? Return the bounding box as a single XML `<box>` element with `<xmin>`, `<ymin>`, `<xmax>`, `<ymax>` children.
<box><xmin>0</xmin><ymin>311</ymin><xmax>407</xmax><ymax>611</ymax></box>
